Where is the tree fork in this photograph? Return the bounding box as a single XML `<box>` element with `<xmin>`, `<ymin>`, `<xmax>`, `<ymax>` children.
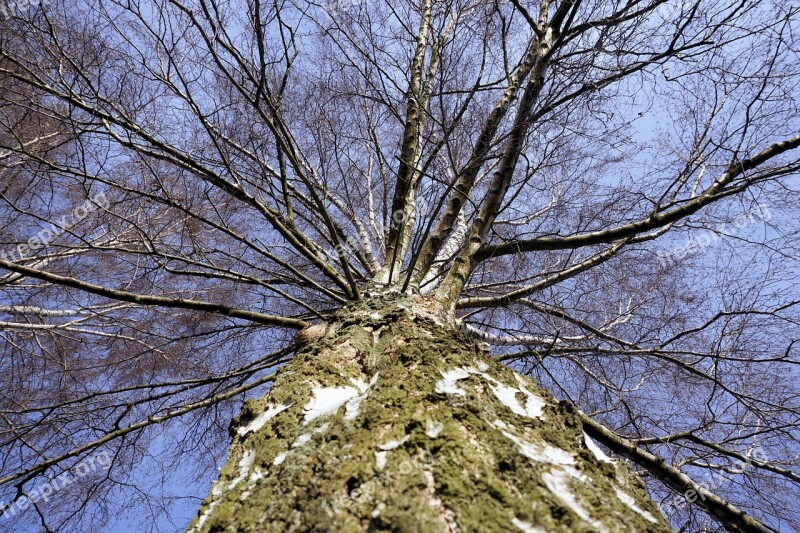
<box><xmin>189</xmin><ymin>294</ymin><xmax>671</xmax><ymax>532</ymax></box>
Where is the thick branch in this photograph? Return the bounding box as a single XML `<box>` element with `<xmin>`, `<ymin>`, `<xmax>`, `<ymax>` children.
<box><xmin>0</xmin><ymin>258</ymin><xmax>309</xmax><ymax>329</ymax></box>
<box><xmin>580</xmin><ymin>412</ymin><xmax>776</xmax><ymax>533</ymax></box>
<box><xmin>478</xmin><ymin>135</ymin><xmax>800</xmax><ymax>260</ymax></box>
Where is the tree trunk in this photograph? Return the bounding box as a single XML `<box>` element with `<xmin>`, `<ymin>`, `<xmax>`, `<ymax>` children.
<box><xmin>189</xmin><ymin>294</ymin><xmax>672</xmax><ymax>532</ymax></box>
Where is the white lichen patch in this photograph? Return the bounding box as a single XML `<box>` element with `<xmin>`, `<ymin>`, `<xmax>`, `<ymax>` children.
<box><xmin>378</xmin><ymin>435</ymin><xmax>410</xmax><ymax>451</ymax></box>
<box><xmin>496</xmin><ymin>425</ymin><xmax>575</xmax><ymax>467</ymax></box>
<box><xmin>542</xmin><ymin>469</ymin><xmax>607</xmax><ymax>533</ymax></box>
<box><xmin>512</xmin><ymin>517</ymin><xmax>549</xmax><ymax>533</ymax></box>
<box><xmin>349</xmin><ymin>373</ymin><xmax>379</xmax><ymax>392</ymax></box>
<box><xmin>249</xmin><ymin>468</ymin><xmax>265</xmax><ymax>484</ymax></box>
<box><xmin>228</xmin><ymin>450</ymin><xmax>257</xmax><ymax>490</ymax></box>
<box><xmin>436</xmin><ymin>366</ymin><xmax>546</xmax><ymax>420</ymax></box>
<box><xmin>190</xmin><ymin>500</ymin><xmax>219</xmax><ymax>533</ymax></box>
<box><xmin>344</xmin><ymin>372</ymin><xmax>380</xmax><ymax>421</ymax></box>
<box><xmin>237</xmin><ymin>403</ymin><xmax>291</xmax><ymax>436</ymax></box>
<box><xmin>435</xmin><ymin>367</ymin><xmax>473</xmax><ymax>396</ymax></box>
<box><xmin>211</xmin><ymin>480</ymin><xmax>225</xmax><ymax>498</ymax></box>
<box><xmin>561</xmin><ymin>465</ymin><xmax>589</xmax><ymax>483</ymax></box>
<box><xmin>304</xmin><ymin>373</ymin><xmax>381</xmax><ymax>424</ymax></box>
<box><xmin>305</xmin><ymin>386</ymin><xmax>361</xmax><ymax>423</ymax></box>
<box><xmin>292</xmin><ymin>433</ymin><xmax>313</xmax><ymax>448</ymax></box>
<box><xmin>493</xmin><ymin>418</ymin><xmax>511</xmax><ymax>430</ymax></box>
<box><xmin>489</xmin><ymin>381</ymin><xmax>529</xmax><ymax>417</ymax></box>
<box><xmin>374</xmin><ymin>434</ymin><xmax>410</xmax><ymax>471</ymax></box>
<box><xmin>273</xmin><ymin>451</ymin><xmax>288</xmax><ymax>466</ymax></box>
<box><xmin>615</xmin><ymin>488</ymin><xmax>658</xmax><ymax>523</ymax></box>
<box><xmin>425</xmin><ymin>420</ymin><xmax>445</xmax><ymax>438</ymax></box>
<box><xmin>375</xmin><ymin>451</ymin><xmax>388</xmax><ymax>471</ymax></box>
<box><xmin>583</xmin><ymin>433</ymin><xmax>614</xmax><ymax>463</ymax></box>
<box><xmin>513</xmin><ymin>374</ymin><xmax>546</xmax><ymax>419</ymax></box>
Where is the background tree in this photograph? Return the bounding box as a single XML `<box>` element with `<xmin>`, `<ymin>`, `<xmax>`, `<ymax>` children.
<box><xmin>0</xmin><ymin>0</ymin><xmax>799</xmax><ymax>531</ymax></box>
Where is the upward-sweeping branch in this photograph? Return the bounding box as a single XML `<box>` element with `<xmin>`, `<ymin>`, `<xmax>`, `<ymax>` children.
<box><xmin>580</xmin><ymin>412</ymin><xmax>775</xmax><ymax>533</ymax></box>
<box><xmin>476</xmin><ymin>137</ymin><xmax>800</xmax><ymax>260</ymax></box>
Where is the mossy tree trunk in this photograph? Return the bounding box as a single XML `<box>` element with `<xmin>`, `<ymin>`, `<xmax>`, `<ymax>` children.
<box><xmin>189</xmin><ymin>295</ymin><xmax>672</xmax><ymax>532</ymax></box>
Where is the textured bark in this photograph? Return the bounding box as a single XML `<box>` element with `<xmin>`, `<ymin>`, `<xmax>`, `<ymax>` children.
<box><xmin>189</xmin><ymin>295</ymin><xmax>672</xmax><ymax>532</ymax></box>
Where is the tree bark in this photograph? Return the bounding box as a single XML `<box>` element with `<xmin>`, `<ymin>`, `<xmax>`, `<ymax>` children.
<box><xmin>189</xmin><ymin>294</ymin><xmax>672</xmax><ymax>532</ymax></box>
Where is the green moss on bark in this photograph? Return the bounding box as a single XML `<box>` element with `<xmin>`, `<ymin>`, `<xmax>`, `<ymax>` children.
<box><xmin>189</xmin><ymin>296</ymin><xmax>672</xmax><ymax>533</ymax></box>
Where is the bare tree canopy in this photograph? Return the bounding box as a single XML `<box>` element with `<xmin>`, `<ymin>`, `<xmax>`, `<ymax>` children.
<box><xmin>0</xmin><ymin>0</ymin><xmax>799</xmax><ymax>531</ymax></box>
